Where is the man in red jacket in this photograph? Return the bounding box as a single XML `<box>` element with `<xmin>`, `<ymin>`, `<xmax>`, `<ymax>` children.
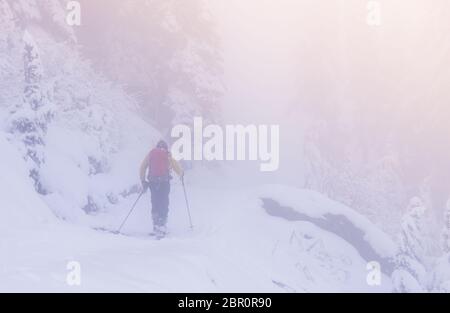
<box><xmin>140</xmin><ymin>140</ymin><xmax>184</xmax><ymax>237</ymax></box>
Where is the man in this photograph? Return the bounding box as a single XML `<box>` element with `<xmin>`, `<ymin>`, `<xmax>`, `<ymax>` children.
<box><xmin>140</xmin><ymin>140</ymin><xmax>184</xmax><ymax>237</ymax></box>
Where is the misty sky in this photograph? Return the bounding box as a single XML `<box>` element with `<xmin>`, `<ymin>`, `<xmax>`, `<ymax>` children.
<box><xmin>207</xmin><ymin>0</ymin><xmax>450</xmax><ymax>191</ymax></box>
<box><xmin>210</xmin><ymin>0</ymin><xmax>299</xmax><ymax>125</ymax></box>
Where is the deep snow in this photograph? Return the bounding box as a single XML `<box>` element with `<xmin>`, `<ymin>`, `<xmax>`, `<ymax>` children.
<box><xmin>0</xmin><ymin>131</ymin><xmax>394</xmax><ymax>292</ymax></box>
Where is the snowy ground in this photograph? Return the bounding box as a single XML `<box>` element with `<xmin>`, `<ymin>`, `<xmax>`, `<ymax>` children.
<box><xmin>0</xmin><ymin>131</ymin><xmax>394</xmax><ymax>292</ymax></box>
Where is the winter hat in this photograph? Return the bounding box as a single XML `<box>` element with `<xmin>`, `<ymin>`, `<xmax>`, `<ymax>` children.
<box><xmin>157</xmin><ymin>140</ymin><xmax>168</xmax><ymax>151</ymax></box>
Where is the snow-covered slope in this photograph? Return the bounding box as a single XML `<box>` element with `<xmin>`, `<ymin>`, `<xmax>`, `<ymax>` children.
<box><xmin>0</xmin><ymin>130</ymin><xmax>394</xmax><ymax>292</ymax></box>
<box><xmin>39</xmin><ymin>106</ymin><xmax>162</xmax><ymax>223</ymax></box>
<box><xmin>258</xmin><ymin>185</ymin><xmax>397</xmax><ymax>274</ymax></box>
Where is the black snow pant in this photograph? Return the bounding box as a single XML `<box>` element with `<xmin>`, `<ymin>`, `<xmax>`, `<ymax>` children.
<box><xmin>149</xmin><ymin>179</ymin><xmax>171</xmax><ymax>229</ymax></box>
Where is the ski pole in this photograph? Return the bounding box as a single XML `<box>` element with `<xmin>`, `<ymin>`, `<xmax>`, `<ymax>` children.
<box><xmin>181</xmin><ymin>177</ymin><xmax>194</xmax><ymax>230</ymax></box>
<box><xmin>116</xmin><ymin>186</ymin><xmax>147</xmax><ymax>233</ymax></box>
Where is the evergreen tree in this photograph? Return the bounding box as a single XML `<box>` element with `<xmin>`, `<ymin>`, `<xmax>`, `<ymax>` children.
<box><xmin>9</xmin><ymin>31</ymin><xmax>53</xmax><ymax>194</ymax></box>
<box><xmin>443</xmin><ymin>199</ymin><xmax>450</xmax><ymax>254</ymax></box>
<box><xmin>391</xmin><ymin>197</ymin><xmax>428</xmax><ymax>292</ymax></box>
<box><xmin>429</xmin><ymin>199</ymin><xmax>450</xmax><ymax>292</ymax></box>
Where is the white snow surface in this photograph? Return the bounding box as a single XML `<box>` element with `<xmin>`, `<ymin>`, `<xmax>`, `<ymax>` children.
<box><xmin>0</xmin><ymin>127</ymin><xmax>393</xmax><ymax>292</ymax></box>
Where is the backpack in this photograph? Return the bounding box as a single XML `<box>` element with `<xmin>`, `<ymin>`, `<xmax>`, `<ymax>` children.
<box><xmin>148</xmin><ymin>148</ymin><xmax>170</xmax><ymax>178</ymax></box>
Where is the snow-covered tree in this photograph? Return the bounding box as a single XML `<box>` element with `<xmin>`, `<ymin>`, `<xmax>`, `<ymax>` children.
<box><xmin>391</xmin><ymin>197</ymin><xmax>428</xmax><ymax>292</ymax></box>
<box><xmin>428</xmin><ymin>199</ymin><xmax>450</xmax><ymax>292</ymax></box>
<box><xmin>74</xmin><ymin>0</ymin><xmax>223</xmax><ymax>130</ymax></box>
<box><xmin>39</xmin><ymin>0</ymin><xmax>77</xmax><ymax>42</ymax></box>
<box><xmin>303</xmin><ymin>119</ymin><xmax>405</xmax><ymax>235</ymax></box>
<box><xmin>0</xmin><ymin>0</ymin><xmax>22</xmax><ymax>111</ymax></box>
<box><xmin>303</xmin><ymin>123</ymin><xmax>333</xmax><ymax>194</ymax></box>
<box><xmin>0</xmin><ymin>0</ymin><xmax>15</xmax><ymax>46</ymax></box>
<box><xmin>8</xmin><ymin>0</ymin><xmax>41</xmax><ymax>20</ymax></box>
<box><xmin>443</xmin><ymin>199</ymin><xmax>450</xmax><ymax>254</ymax></box>
<box><xmin>9</xmin><ymin>31</ymin><xmax>53</xmax><ymax>194</ymax></box>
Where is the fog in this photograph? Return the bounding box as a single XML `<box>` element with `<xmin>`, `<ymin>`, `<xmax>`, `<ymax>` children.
<box><xmin>210</xmin><ymin>0</ymin><xmax>450</xmax><ymax>222</ymax></box>
<box><xmin>2</xmin><ymin>0</ymin><xmax>450</xmax><ymax>293</ymax></box>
